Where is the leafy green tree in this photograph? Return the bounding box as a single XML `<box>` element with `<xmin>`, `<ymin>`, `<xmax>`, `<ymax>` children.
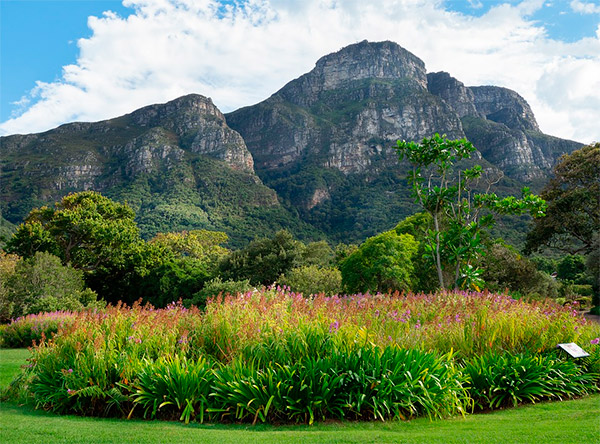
<box><xmin>4</xmin><ymin>192</ymin><xmax>161</xmax><ymax>303</ymax></box>
<box><xmin>526</xmin><ymin>144</ymin><xmax>599</xmax><ymax>255</ymax></box>
<box><xmin>334</xmin><ymin>243</ymin><xmax>358</xmax><ymax>265</ymax></box>
<box><xmin>220</xmin><ymin>230</ymin><xmax>304</xmax><ymax>285</ymax></box>
<box><xmin>128</xmin><ymin>229</ymin><xmax>231</xmax><ymax>307</ymax></box>
<box><xmin>396</xmin><ymin>134</ymin><xmax>546</xmax><ymax>290</ymax></box>
<box><xmin>1</xmin><ymin>252</ymin><xmax>102</xmax><ymax>321</ymax></box>
<box><xmin>279</xmin><ymin>265</ymin><xmax>342</xmax><ymax>296</ymax></box>
<box><xmin>394</xmin><ymin>212</ymin><xmax>438</xmax><ymax>293</ymax></box>
<box><xmin>340</xmin><ymin>230</ymin><xmax>418</xmax><ymax>294</ymax></box>
<box><xmin>0</xmin><ymin>252</ymin><xmax>21</xmax><ymax>322</ymax></box>
<box><xmin>530</xmin><ymin>256</ymin><xmax>558</xmax><ymax>275</ymax></box>
<box><xmin>557</xmin><ymin>255</ymin><xmax>587</xmax><ymax>283</ymax></box>
<box><xmin>586</xmin><ymin>235</ymin><xmax>600</xmax><ymax>308</ymax></box>
<box><xmin>6</xmin><ymin>191</ymin><xmax>140</xmax><ymax>272</ymax></box>
<box><xmin>301</xmin><ymin>240</ymin><xmax>335</xmax><ymax>267</ymax></box>
<box><xmin>137</xmin><ymin>258</ymin><xmax>214</xmax><ymax>308</ymax></box>
<box><xmin>149</xmin><ymin>230</ymin><xmax>229</xmax><ymax>261</ymax></box>
<box><xmin>479</xmin><ymin>242</ymin><xmax>558</xmax><ymax>298</ymax></box>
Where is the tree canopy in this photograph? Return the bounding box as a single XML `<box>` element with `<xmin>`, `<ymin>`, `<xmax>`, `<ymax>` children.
<box><xmin>396</xmin><ymin>134</ymin><xmax>546</xmax><ymax>290</ymax></box>
<box><xmin>6</xmin><ymin>191</ymin><xmax>140</xmax><ymax>272</ymax></box>
<box><xmin>525</xmin><ymin>143</ymin><xmax>600</xmax><ymax>255</ymax></box>
<box><xmin>340</xmin><ymin>230</ymin><xmax>418</xmax><ymax>294</ymax></box>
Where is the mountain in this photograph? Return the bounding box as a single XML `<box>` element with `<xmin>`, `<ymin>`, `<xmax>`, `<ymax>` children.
<box><xmin>225</xmin><ymin>40</ymin><xmax>581</xmax><ymax>242</ymax></box>
<box><xmin>0</xmin><ymin>94</ymin><xmax>317</xmax><ymax>247</ymax></box>
<box><xmin>1</xmin><ymin>40</ymin><xmax>582</xmax><ymax>246</ymax></box>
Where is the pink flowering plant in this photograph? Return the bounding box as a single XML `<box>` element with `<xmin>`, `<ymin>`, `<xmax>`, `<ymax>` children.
<box><xmin>3</xmin><ymin>288</ymin><xmax>599</xmax><ymax>423</ymax></box>
<box><xmin>0</xmin><ymin>311</ymin><xmax>75</xmax><ymax>348</ymax></box>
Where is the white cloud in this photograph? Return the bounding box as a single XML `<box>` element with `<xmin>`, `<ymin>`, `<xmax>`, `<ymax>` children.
<box><xmin>571</xmin><ymin>0</ymin><xmax>600</xmax><ymax>14</ymax></box>
<box><xmin>1</xmin><ymin>0</ymin><xmax>599</xmax><ymax>144</ymax></box>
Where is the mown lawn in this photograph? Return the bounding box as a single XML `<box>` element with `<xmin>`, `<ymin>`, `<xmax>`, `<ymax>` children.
<box><xmin>1</xmin><ymin>349</ymin><xmax>599</xmax><ymax>444</ymax></box>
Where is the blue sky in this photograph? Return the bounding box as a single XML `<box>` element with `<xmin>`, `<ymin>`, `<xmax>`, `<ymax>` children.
<box><xmin>1</xmin><ymin>1</ymin><xmax>133</xmax><ymax>121</ymax></box>
<box><xmin>446</xmin><ymin>0</ymin><xmax>599</xmax><ymax>41</ymax></box>
<box><xmin>1</xmin><ymin>0</ymin><xmax>599</xmax><ymax>142</ymax></box>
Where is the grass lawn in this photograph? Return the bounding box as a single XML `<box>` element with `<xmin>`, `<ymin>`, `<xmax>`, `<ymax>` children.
<box><xmin>1</xmin><ymin>348</ymin><xmax>599</xmax><ymax>444</ymax></box>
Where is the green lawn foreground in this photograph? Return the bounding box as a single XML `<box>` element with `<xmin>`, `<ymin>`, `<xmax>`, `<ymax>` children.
<box><xmin>1</xmin><ymin>349</ymin><xmax>599</xmax><ymax>444</ymax></box>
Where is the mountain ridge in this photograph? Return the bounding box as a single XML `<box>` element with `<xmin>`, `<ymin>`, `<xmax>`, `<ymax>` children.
<box><xmin>1</xmin><ymin>40</ymin><xmax>582</xmax><ymax>246</ymax></box>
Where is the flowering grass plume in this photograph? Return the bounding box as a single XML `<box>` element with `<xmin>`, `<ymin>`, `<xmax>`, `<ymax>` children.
<box><xmin>2</xmin><ymin>289</ymin><xmax>599</xmax><ymax>423</ymax></box>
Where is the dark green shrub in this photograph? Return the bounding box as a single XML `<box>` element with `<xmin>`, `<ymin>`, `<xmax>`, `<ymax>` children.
<box><xmin>184</xmin><ymin>278</ymin><xmax>253</xmax><ymax>309</ymax></box>
<box><xmin>558</xmin><ymin>255</ymin><xmax>587</xmax><ymax>283</ymax></box>
<box><xmin>340</xmin><ymin>230</ymin><xmax>418</xmax><ymax>293</ymax></box>
<box><xmin>279</xmin><ymin>265</ymin><xmax>342</xmax><ymax>296</ymax></box>
<box><xmin>480</xmin><ymin>243</ymin><xmax>558</xmax><ymax>298</ymax></box>
<box><xmin>464</xmin><ymin>351</ymin><xmax>595</xmax><ymax>410</ymax></box>
<box><xmin>571</xmin><ymin>284</ymin><xmax>594</xmax><ymax>296</ymax></box>
<box><xmin>301</xmin><ymin>240</ymin><xmax>335</xmax><ymax>267</ymax></box>
<box><xmin>1</xmin><ymin>252</ymin><xmax>102</xmax><ymax>321</ymax></box>
<box><xmin>394</xmin><ymin>213</ymin><xmax>438</xmax><ymax>293</ymax></box>
<box><xmin>220</xmin><ymin>230</ymin><xmax>304</xmax><ymax>285</ymax></box>
<box><xmin>138</xmin><ymin>258</ymin><xmax>213</xmax><ymax>308</ymax></box>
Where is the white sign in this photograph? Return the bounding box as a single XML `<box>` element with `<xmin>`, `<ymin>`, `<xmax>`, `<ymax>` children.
<box><xmin>557</xmin><ymin>343</ymin><xmax>590</xmax><ymax>358</ymax></box>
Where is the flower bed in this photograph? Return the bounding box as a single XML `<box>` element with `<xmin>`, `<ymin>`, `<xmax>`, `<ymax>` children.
<box><xmin>3</xmin><ymin>289</ymin><xmax>599</xmax><ymax>423</ymax></box>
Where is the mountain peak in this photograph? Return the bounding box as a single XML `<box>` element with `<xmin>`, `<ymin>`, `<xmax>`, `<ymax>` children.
<box><xmin>129</xmin><ymin>93</ymin><xmax>223</xmax><ymax>127</ymax></box>
<box><xmin>312</xmin><ymin>40</ymin><xmax>427</xmax><ymax>90</ymax></box>
<box><xmin>275</xmin><ymin>40</ymin><xmax>428</xmax><ymax>108</ymax></box>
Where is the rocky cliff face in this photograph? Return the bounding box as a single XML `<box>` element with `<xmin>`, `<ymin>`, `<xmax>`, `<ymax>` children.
<box><xmin>426</xmin><ymin>72</ymin><xmax>579</xmax><ymax>181</ymax></box>
<box><xmin>228</xmin><ymin>41</ymin><xmax>464</xmax><ymax>175</ymax></box>
<box><xmin>0</xmin><ymin>95</ymin><xmax>298</xmax><ymax>245</ymax></box>
<box><xmin>127</xmin><ymin>95</ymin><xmax>255</xmax><ymax>172</ymax></box>
<box><xmin>279</xmin><ymin>40</ymin><xmax>428</xmax><ymax>106</ymax></box>
<box><xmin>426</xmin><ymin>72</ymin><xmax>480</xmax><ymax>118</ymax></box>
<box><xmin>226</xmin><ymin>40</ymin><xmax>581</xmax><ymax>241</ymax></box>
<box><xmin>1</xmin><ymin>41</ymin><xmax>583</xmax><ymax>246</ymax></box>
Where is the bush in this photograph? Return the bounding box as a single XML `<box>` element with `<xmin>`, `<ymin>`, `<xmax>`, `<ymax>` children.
<box><xmin>480</xmin><ymin>243</ymin><xmax>558</xmax><ymax>298</ymax></box>
<box><xmin>219</xmin><ymin>230</ymin><xmax>304</xmax><ymax>285</ymax></box>
<box><xmin>558</xmin><ymin>255</ymin><xmax>587</xmax><ymax>283</ymax></box>
<box><xmin>0</xmin><ymin>252</ymin><xmax>102</xmax><ymax>322</ymax></box>
<box><xmin>0</xmin><ymin>311</ymin><xmax>75</xmax><ymax>348</ymax></box>
<box><xmin>279</xmin><ymin>265</ymin><xmax>342</xmax><ymax>296</ymax></box>
<box><xmin>340</xmin><ymin>231</ymin><xmax>418</xmax><ymax>293</ymax></box>
<box><xmin>464</xmin><ymin>351</ymin><xmax>596</xmax><ymax>410</ymax></box>
<box><xmin>570</xmin><ymin>284</ymin><xmax>594</xmax><ymax>297</ymax></box>
<box><xmin>394</xmin><ymin>213</ymin><xmax>438</xmax><ymax>293</ymax></box>
<box><xmin>138</xmin><ymin>258</ymin><xmax>214</xmax><ymax>308</ymax></box>
<box><xmin>184</xmin><ymin>278</ymin><xmax>253</xmax><ymax>309</ymax></box>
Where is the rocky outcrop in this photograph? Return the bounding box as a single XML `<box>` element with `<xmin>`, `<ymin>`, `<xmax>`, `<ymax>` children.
<box><xmin>425</xmin><ymin>72</ymin><xmax>580</xmax><ymax>181</ymax></box>
<box><xmin>0</xmin><ymin>41</ymin><xmax>583</xmax><ymax>245</ymax></box>
<box><xmin>228</xmin><ymin>41</ymin><xmax>464</xmax><ymax>176</ymax></box>
<box><xmin>279</xmin><ymin>40</ymin><xmax>428</xmax><ymax>107</ymax></box>
<box><xmin>427</xmin><ymin>72</ymin><xmax>480</xmax><ymax>118</ymax></box>
<box><xmin>470</xmin><ymin>86</ymin><xmax>539</xmax><ymax>132</ymax></box>
<box><xmin>0</xmin><ymin>95</ymin><xmax>287</xmax><ymax>242</ymax></box>
<box><xmin>126</xmin><ymin>95</ymin><xmax>255</xmax><ymax>172</ymax></box>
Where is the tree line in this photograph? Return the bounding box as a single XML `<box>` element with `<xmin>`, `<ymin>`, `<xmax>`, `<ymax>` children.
<box><xmin>1</xmin><ymin>140</ymin><xmax>598</xmax><ymax>320</ymax></box>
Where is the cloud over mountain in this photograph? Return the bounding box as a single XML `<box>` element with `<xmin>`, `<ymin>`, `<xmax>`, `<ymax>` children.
<box><xmin>1</xmin><ymin>0</ymin><xmax>598</xmax><ymax>143</ymax></box>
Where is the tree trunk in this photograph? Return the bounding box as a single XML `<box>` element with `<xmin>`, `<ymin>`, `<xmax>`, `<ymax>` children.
<box><xmin>433</xmin><ymin>213</ymin><xmax>445</xmax><ymax>288</ymax></box>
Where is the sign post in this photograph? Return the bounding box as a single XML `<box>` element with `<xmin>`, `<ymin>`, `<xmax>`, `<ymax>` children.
<box><xmin>557</xmin><ymin>343</ymin><xmax>590</xmax><ymax>358</ymax></box>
